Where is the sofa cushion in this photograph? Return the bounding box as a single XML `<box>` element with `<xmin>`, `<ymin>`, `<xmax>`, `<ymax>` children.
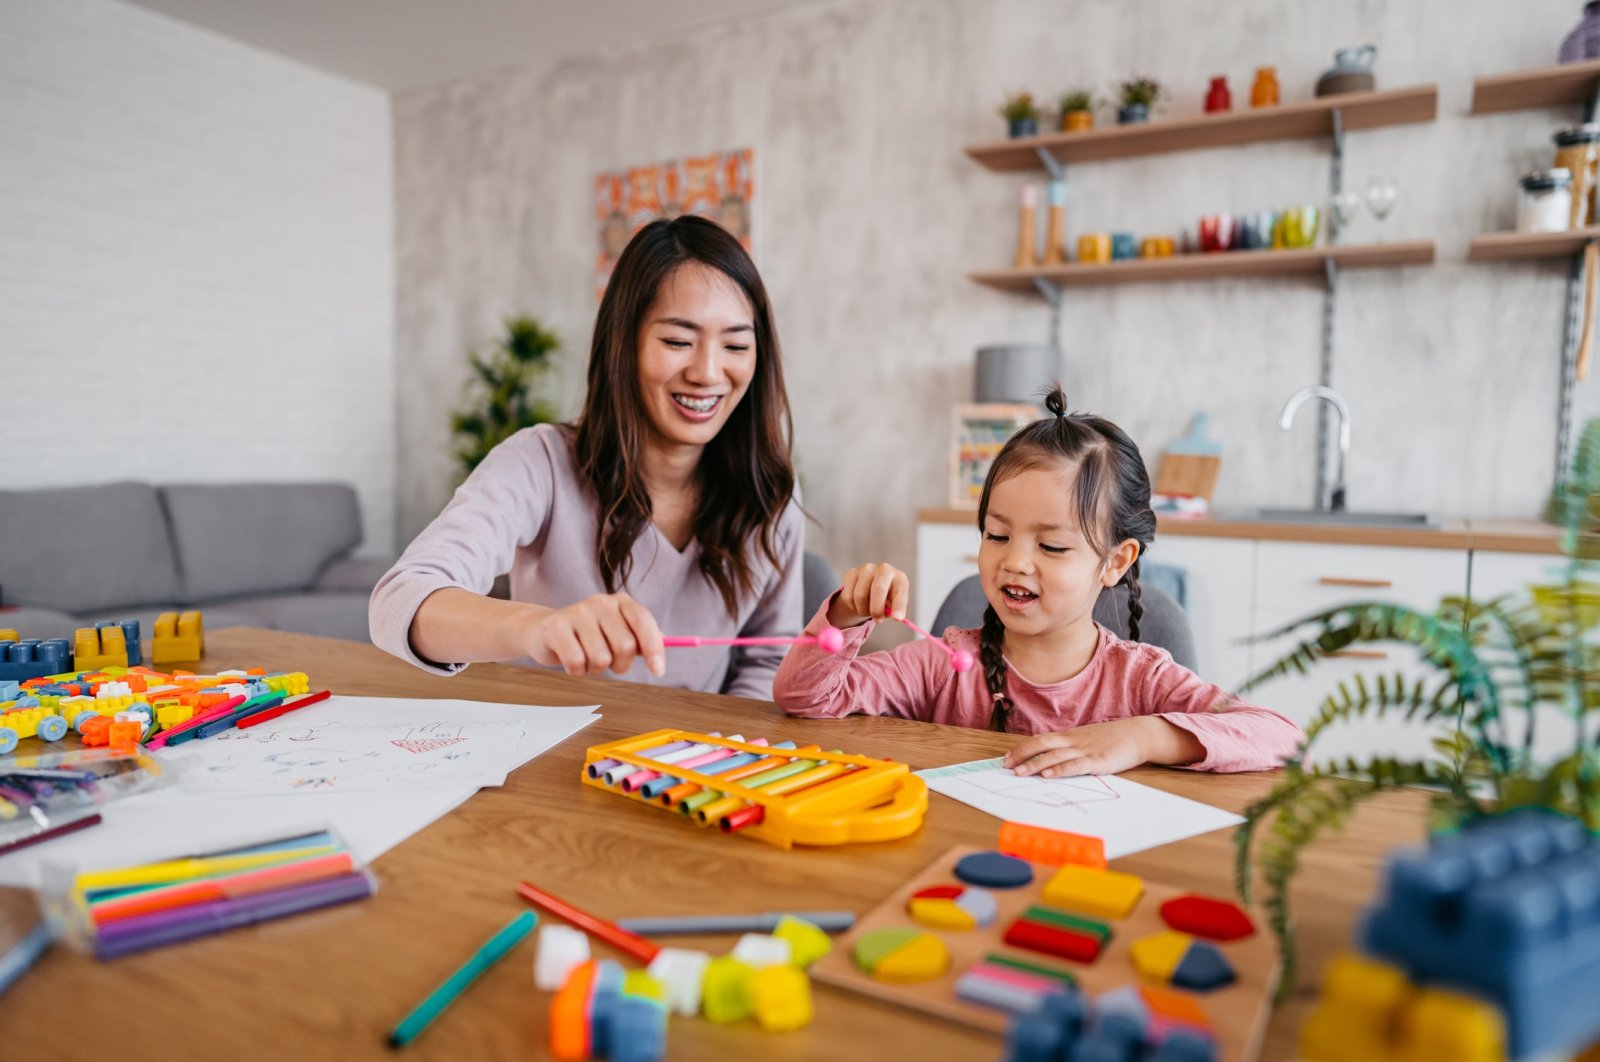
<box><xmin>163</xmin><ymin>483</ymin><xmax>362</xmax><ymax>602</ymax></box>
<box><xmin>0</xmin><ymin>606</ymin><xmax>82</xmax><ymax>643</ymax></box>
<box><xmin>216</xmin><ymin>592</ymin><xmax>373</xmax><ymax>642</ymax></box>
<box><xmin>0</xmin><ymin>482</ymin><xmax>182</xmax><ymax>613</ymax></box>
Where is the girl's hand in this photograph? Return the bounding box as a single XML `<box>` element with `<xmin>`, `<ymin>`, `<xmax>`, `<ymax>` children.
<box><xmin>1003</xmin><ymin>717</ymin><xmax>1177</xmax><ymax>778</ymax></box>
<box><xmin>522</xmin><ymin>593</ymin><xmax>666</xmax><ymax>678</ymax></box>
<box><xmin>828</xmin><ymin>562</ymin><xmax>910</xmax><ymax>628</ymax></box>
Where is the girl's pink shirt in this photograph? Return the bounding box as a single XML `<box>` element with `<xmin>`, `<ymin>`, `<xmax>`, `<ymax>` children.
<box><xmin>773</xmin><ymin>598</ymin><xmax>1304</xmax><ymax>773</ymax></box>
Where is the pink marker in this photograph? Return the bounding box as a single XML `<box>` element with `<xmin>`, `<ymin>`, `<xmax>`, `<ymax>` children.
<box><xmin>889</xmin><ymin>613</ymin><xmax>975</xmax><ymax>673</ymax></box>
<box><xmin>663</xmin><ymin>627</ymin><xmax>845</xmax><ymax>653</ymax></box>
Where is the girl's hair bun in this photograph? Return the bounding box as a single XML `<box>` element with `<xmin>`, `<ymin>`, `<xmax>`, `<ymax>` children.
<box><xmin>1042</xmin><ymin>385</ymin><xmax>1068</xmax><ymax>418</ymax></box>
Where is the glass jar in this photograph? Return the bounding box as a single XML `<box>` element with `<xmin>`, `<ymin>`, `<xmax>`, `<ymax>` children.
<box><xmin>1520</xmin><ymin>169</ymin><xmax>1574</xmax><ymax>233</ymax></box>
<box><xmin>1553</xmin><ymin>124</ymin><xmax>1600</xmax><ymax>228</ymax></box>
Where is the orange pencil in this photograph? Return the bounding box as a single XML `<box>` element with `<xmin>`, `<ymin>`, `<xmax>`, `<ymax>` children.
<box><xmin>516</xmin><ymin>881</ymin><xmax>659</xmax><ymax>963</ymax></box>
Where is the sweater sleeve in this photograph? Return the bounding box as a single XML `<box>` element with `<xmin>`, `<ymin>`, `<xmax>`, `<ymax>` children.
<box><xmin>1136</xmin><ymin>651</ymin><xmax>1305</xmax><ymax>772</ymax></box>
<box><xmin>368</xmin><ymin>429</ymin><xmax>555</xmax><ymax>675</ymax></box>
<box><xmin>721</xmin><ymin>503</ymin><xmax>806</xmax><ymax>700</ymax></box>
<box><xmin>771</xmin><ymin>595</ymin><xmax>948</xmax><ymax>720</ymax></box>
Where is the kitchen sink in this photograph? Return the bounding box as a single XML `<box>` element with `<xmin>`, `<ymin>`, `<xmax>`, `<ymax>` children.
<box><xmin>1223</xmin><ymin>508</ymin><xmax>1438</xmax><ymax>529</ymax></box>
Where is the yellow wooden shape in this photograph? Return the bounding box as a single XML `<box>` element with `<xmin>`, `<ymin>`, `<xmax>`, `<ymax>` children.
<box><xmin>1129</xmin><ymin>929</ymin><xmax>1193</xmax><ymax>982</ymax></box>
<box><xmin>1301</xmin><ymin>952</ymin><xmax>1411</xmax><ymax>1062</ymax></box>
<box><xmin>871</xmin><ymin>932</ymin><xmax>949</xmax><ymax>983</ymax></box>
<box><xmin>908</xmin><ymin>897</ymin><xmax>977</xmax><ymax>931</ymax></box>
<box><xmin>1041</xmin><ymin>864</ymin><xmax>1144</xmax><ymax>919</ymax></box>
<box><xmin>1397</xmin><ymin>988</ymin><xmax>1505</xmax><ymax>1062</ymax></box>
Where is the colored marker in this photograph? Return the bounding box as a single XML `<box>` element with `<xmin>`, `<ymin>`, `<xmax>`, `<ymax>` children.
<box><xmin>0</xmin><ymin>812</ymin><xmax>103</xmax><ymax>857</ymax></box>
<box><xmin>192</xmin><ymin>693</ymin><xmax>286</xmax><ymax>739</ymax></box>
<box><xmin>75</xmin><ymin>844</ymin><xmax>337</xmax><ymax>893</ymax></box>
<box><xmin>516</xmin><ymin>881</ymin><xmax>659</xmax><ymax>963</ymax></box>
<box><xmin>615</xmin><ymin>911</ymin><xmax>856</xmax><ymax>935</ymax></box>
<box><xmin>145</xmin><ymin>694</ymin><xmax>246</xmax><ymax>749</ymax></box>
<box><xmin>387</xmin><ymin>910</ymin><xmax>536</xmax><ymax>1048</ymax></box>
<box><xmin>236</xmin><ymin>689</ymin><xmax>332</xmax><ymax>729</ymax></box>
<box><xmin>89</xmin><ymin>850</ymin><xmax>357</xmax><ymax>926</ymax></box>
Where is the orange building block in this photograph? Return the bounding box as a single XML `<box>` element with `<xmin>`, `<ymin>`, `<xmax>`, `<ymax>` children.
<box><xmin>998</xmin><ymin>821</ymin><xmax>1107</xmax><ymax>869</ymax></box>
<box><xmin>549</xmin><ymin>960</ymin><xmax>597</xmax><ymax>1061</ymax></box>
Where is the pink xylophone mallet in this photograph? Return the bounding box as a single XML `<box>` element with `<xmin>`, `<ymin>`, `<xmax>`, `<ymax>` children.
<box><xmin>662</xmin><ymin>627</ymin><xmax>846</xmax><ymax>652</ymax></box>
<box><xmin>887</xmin><ymin>611</ymin><xmax>975</xmax><ymax>673</ymax></box>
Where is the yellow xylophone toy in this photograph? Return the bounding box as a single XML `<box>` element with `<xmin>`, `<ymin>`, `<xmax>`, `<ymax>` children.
<box><xmin>580</xmin><ymin>728</ymin><xmax>927</xmax><ymax>850</ymax></box>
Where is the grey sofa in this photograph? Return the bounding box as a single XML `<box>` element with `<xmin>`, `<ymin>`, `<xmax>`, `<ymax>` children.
<box><xmin>0</xmin><ymin>482</ymin><xmax>388</xmax><ymax>644</ymax></box>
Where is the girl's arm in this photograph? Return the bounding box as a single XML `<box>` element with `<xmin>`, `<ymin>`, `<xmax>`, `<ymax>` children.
<box><xmin>1140</xmin><ymin>654</ymin><xmax>1305</xmax><ymax>772</ymax></box>
<box><xmin>772</xmin><ymin>594</ymin><xmax>951</xmax><ymax>720</ymax></box>
<box><xmin>721</xmin><ymin>503</ymin><xmax>806</xmax><ymax>700</ymax></box>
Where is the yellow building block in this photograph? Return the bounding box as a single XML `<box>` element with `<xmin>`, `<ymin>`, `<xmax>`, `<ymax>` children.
<box><xmin>73</xmin><ymin>626</ymin><xmax>128</xmax><ymax>672</ymax></box>
<box><xmin>1041</xmin><ymin>864</ymin><xmax>1145</xmax><ymax>919</ymax></box>
<box><xmin>749</xmin><ymin>965</ymin><xmax>813</xmax><ymax>1032</ymax></box>
<box><xmin>151</xmin><ymin>611</ymin><xmax>205</xmax><ymax>665</ymax></box>
<box><xmin>621</xmin><ymin>970</ymin><xmax>668</xmax><ymax>1006</ymax></box>
<box><xmin>773</xmin><ymin>914</ymin><xmax>832</xmax><ymax>968</ymax></box>
<box><xmin>0</xmin><ymin>629</ymin><xmax>18</xmax><ymax>642</ymax></box>
<box><xmin>1301</xmin><ymin>952</ymin><xmax>1412</xmax><ymax>1062</ymax></box>
<box><xmin>1397</xmin><ymin>988</ymin><xmax>1505</xmax><ymax>1062</ymax></box>
<box><xmin>701</xmin><ymin>956</ymin><xmax>754</xmax><ymax>1024</ymax></box>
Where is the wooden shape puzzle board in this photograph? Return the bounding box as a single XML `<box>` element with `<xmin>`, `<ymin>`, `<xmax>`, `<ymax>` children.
<box><xmin>810</xmin><ymin>845</ymin><xmax>1278</xmax><ymax>1061</ymax></box>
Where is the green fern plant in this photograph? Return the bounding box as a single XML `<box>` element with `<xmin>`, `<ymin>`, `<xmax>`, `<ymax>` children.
<box><xmin>450</xmin><ymin>316</ymin><xmax>560</xmax><ymax>480</ymax></box>
<box><xmin>1233</xmin><ymin>418</ymin><xmax>1600</xmax><ymax>1001</ymax></box>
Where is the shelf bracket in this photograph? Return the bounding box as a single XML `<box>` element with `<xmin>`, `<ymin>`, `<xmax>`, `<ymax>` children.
<box><xmin>1328</xmin><ymin>108</ymin><xmax>1346</xmax><ymax>244</ymax></box>
<box><xmin>1032</xmin><ymin>277</ymin><xmax>1063</xmax><ymax>350</ymax></box>
<box><xmin>1556</xmin><ymin>244</ymin><xmax>1591</xmax><ymax>483</ymax></box>
<box><xmin>1314</xmin><ymin>258</ymin><xmax>1341</xmax><ymax>509</ymax></box>
<box><xmin>1033</xmin><ymin>146</ymin><xmax>1066</xmax><ymax>184</ymax></box>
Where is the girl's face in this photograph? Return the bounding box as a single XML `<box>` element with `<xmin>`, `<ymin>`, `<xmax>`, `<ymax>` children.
<box><xmin>635</xmin><ymin>263</ymin><xmax>756</xmax><ymax>452</ymax></box>
<box><xmin>978</xmin><ymin>465</ymin><xmax>1137</xmax><ymax>642</ymax></box>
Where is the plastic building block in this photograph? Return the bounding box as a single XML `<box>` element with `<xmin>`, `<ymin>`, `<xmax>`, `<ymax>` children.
<box><xmin>1043</xmin><ymin>865</ymin><xmax>1145</xmax><ymax>920</ymax></box>
<box><xmin>0</xmin><ymin>638</ymin><xmax>74</xmax><ymax>683</ymax></box>
<box><xmin>151</xmin><ymin>611</ymin><xmax>205</xmax><ymax>666</ymax></box>
<box><xmin>1301</xmin><ymin>951</ymin><xmax>1504</xmax><ymax>1062</ymax></box>
<box><xmin>749</xmin><ymin>964</ymin><xmax>813</xmax><ymax>1031</ymax></box>
<box><xmin>1000</xmin><ymin>821</ymin><xmax>1108</xmax><ymax>869</ymax></box>
<box><xmin>907</xmin><ymin>883</ymin><xmax>998</xmax><ymax>929</ymax></box>
<box><xmin>549</xmin><ymin>960</ymin><xmax>598</xmax><ymax>1061</ymax></box>
<box><xmin>771</xmin><ymin>914</ymin><xmax>831</xmax><ymax>968</ymax></box>
<box><xmin>731</xmin><ymin>932</ymin><xmax>791</xmax><ymax>969</ymax></box>
<box><xmin>955</xmin><ymin>851</ymin><xmax>1035</xmax><ymax>888</ymax></box>
<box><xmin>73</xmin><ymin>625</ymin><xmax>129</xmax><ymax>672</ymax></box>
<box><xmin>620</xmin><ymin>970</ymin><xmax>667</xmax><ymax>1007</ymax></box>
<box><xmin>645</xmin><ymin>947</ymin><xmax>710</xmax><ymax>1016</ymax></box>
<box><xmin>852</xmin><ymin>927</ymin><xmax>949</xmax><ymax>983</ymax></box>
<box><xmin>1006</xmin><ymin>991</ymin><xmax>1088</xmax><ymax>1062</ymax></box>
<box><xmin>701</xmin><ymin>955</ymin><xmax>754</xmax><ymax>1023</ymax></box>
<box><xmin>0</xmin><ymin>707</ymin><xmax>72</xmax><ymax>752</ymax></box>
<box><xmin>1129</xmin><ymin>931</ymin><xmax>1235</xmax><ymax>992</ymax></box>
<box><xmin>535</xmin><ymin>924</ymin><xmax>591</xmax><ymax>991</ymax></box>
<box><xmin>606</xmin><ymin>996</ymin><xmax>666</xmax><ymax>1062</ymax></box>
<box><xmin>1158</xmin><ymin>894</ymin><xmax>1256</xmax><ymax>941</ymax></box>
<box><xmin>1360</xmin><ymin>809</ymin><xmax>1600</xmax><ymax>1060</ymax></box>
<box><xmin>1397</xmin><ymin>987</ymin><xmax>1504</xmax><ymax>1062</ymax></box>
<box><xmin>108</xmin><ymin>714</ymin><xmax>144</xmax><ymax>750</ymax></box>
<box><xmin>0</xmin><ymin>680</ymin><xmax>17</xmax><ymax>703</ymax></box>
<box><xmin>1147</xmin><ymin>1031</ymin><xmax>1218</xmax><ymax>1062</ymax></box>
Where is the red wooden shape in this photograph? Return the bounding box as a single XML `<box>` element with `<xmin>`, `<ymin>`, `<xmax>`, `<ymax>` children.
<box><xmin>1159</xmin><ymin>894</ymin><xmax>1256</xmax><ymax>941</ymax></box>
<box><xmin>1002</xmin><ymin>918</ymin><xmax>1104</xmax><ymax>963</ymax></box>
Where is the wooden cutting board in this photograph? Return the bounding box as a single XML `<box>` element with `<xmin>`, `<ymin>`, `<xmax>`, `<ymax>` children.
<box><xmin>1153</xmin><ymin>415</ymin><xmax>1223</xmax><ymax>502</ymax></box>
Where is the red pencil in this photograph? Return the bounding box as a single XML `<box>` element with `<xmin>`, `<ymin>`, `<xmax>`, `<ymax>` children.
<box><xmin>0</xmin><ymin>812</ymin><xmax>102</xmax><ymax>857</ymax></box>
<box><xmin>236</xmin><ymin>689</ymin><xmax>332</xmax><ymax>729</ymax></box>
<box><xmin>516</xmin><ymin>881</ymin><xmax>660</xmax><ymax>962</ymax></box>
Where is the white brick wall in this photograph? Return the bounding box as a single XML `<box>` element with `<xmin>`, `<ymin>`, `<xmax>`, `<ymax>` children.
<box><xmin>0</xmin><ymin>0</ymin><xmax>397</xmax><ymax>556</ymax></box>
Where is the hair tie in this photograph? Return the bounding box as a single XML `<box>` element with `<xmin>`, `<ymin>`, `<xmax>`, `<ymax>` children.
<box><xmin>991</xmin><ymin>692</ymin><xmax>1006</xmax><ymax>704</ymax></box>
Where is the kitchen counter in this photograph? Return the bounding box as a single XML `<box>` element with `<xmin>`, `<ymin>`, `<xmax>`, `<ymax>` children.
<box><xmin>916</xmin><ymin>509</ymin><xmax>1564</xmax><ymax>555</ymax></box>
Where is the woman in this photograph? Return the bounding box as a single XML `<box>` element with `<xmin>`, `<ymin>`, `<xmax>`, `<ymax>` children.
<box><xmin>370</xmin><ymin>216</ymin><xmax>803</xmax><ymax>698</ymax></box>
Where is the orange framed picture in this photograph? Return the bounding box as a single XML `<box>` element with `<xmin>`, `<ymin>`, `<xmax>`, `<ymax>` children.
<box><xmin>948</xmin><ymin>403</ymin><xmax>1038</xmax><ymax>509</ymax></box>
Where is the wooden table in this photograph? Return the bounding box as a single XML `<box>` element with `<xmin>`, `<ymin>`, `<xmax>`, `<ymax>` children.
<box><xmin>0</xmin><ymin>629</ymin><xmax>1432</xmax><ymax>1060</ymax></box>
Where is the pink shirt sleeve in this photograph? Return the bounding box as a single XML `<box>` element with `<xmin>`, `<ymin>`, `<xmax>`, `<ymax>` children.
<box><xmin>772</xmin><ymin>595</ymin><xmax>954</xmax><ymax>720</ymax></box>
<box><xmin>1134</xmin><ymin>652</ymin><xmax>1304</xmax><ymax>772</ymax></box>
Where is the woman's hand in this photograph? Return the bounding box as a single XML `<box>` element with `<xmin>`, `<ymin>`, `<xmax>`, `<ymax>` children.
<box><xmin>827</xmin><ymin>562</ymin><xmax>910</xmax><ymax>628</ymax></box>
<box><xmin>1002</xmin><ymin>717</ymin><xmax>1202</xmax><ymax>777</ymax></box>
<box><xmin>522</xmin><ymin>593</ymin><xmax>666</xmax><ymax>678</ymax></box>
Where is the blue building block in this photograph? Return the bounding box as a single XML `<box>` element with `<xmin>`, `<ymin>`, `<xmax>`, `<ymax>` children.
<box><xmin>0</xmin><ymin>679</ymin><xmax>17</xmax><ymax>703</ymax></box>
<box><xmin>1147</xmin><ymin>1031</ymin><xmax>1217</xmax><ymax>1062</ymax></box>
<box><xmin>1361</xmin><ymin>808</ymin><xmax>1600</xmax><ymax>1060</ymax></box>
<box><xmin>0</xmin><ymin>639</ymin><xmax>73</xmax><ymax>683</ymax></box>
<box><xmin>606</xmin><ymin>996</ymin><xmax>667</xmax><ymax>1062</ymax></box>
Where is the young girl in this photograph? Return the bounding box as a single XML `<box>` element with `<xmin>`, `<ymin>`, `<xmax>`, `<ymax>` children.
<box><xmin>371</xmin><ymin>216</ymin><xmax>803</xmax><ymax>698</ymax></box>
<box><xmin>773</xmin><ymin>388</ymin><xmax>1302</xmax><ymax>776</ymax></box>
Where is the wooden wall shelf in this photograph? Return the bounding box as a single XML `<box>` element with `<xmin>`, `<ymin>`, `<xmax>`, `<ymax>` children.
<box><xmin>1468</xmin><ymin>227</ymin><xmax>1600</xmax><ymax>262</ymax></box>
<box><xmin>964</xmin><ymin>85</ymin><xmax>1438</xmax><ymax>171</ymax></box>
<box><xmin>1470</xmin><ymin>59</ymin><xmax>1600</xmax><ymax>116</ymax></box>
<box><xmin>968</xmin><ymin>241</ymin><xmax>1435</xmax><ymax>293</ymax></box>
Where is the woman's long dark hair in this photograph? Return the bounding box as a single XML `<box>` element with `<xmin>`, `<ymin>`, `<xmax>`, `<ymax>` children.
<box><xmin>573</xmin><ymin>216</ymin><xmax>795</xmax><ymax>617</ymax></box>
<box><xmin>974</xmin><ymin>385</ymin><xmax>1156</xmax><ymax>731</ymax></box>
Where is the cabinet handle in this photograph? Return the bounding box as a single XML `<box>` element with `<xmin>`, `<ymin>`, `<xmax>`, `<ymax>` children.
<box><xmin>1317</xmin><ymin>576</ymin><xmax>1393</xmax><ymax>589</ymax></box>
<box><xmin>1325</xmin><ymin>649</ymin><xmax>1390</xmax><ymax>660</ymax></box>
<box><xmin>961</xmin><ymin>554</ymin><xmax>980</xmax><ymax>564</ymax></box>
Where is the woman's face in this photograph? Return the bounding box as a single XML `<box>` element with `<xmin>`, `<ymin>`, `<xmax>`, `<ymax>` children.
<box><xmin>636</xmin><ymin>263</ymin><xmax>757</xmax><ymax>452</ymax></box>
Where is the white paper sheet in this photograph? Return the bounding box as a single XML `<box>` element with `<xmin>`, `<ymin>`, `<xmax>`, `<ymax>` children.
<box><xmin>0</xmin><ymin>699</ymin><xmax>600</xmax><ymax>888</ymax></box>
<box><xmin>172</xmin><ymin>696</ymin><xmax>537</xmax><ymax>796</ymax></box>
<box><xmin>916</xmin><ymin>757</ymin><xmax>1244</xmax><ymax>859</ymax></box>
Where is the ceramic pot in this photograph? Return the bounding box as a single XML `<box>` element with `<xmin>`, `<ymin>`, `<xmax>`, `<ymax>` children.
<box><xmin>1251</xmin><ymin>66</ymin><xmax>1280</xmax><ymax>107</ymax></box>
<box><xmin>1062</xmin><ymin>110</ymin><xmax>1094</xmax><ymax>132</ymax></box>
<box><xmin>1008</xmin><ymin>117</ymin><xmax>1038</xmax><ymax>139</ymax></box>
<box><xmin>1316</xmin><ymin>45</ymin><xmax>1377</xmax><ymax>97</ymax></box>
<box><xmin>1562</xmin><ymin>2</ymin><xmax>1600</xmax><ymax>62</ymax></box>
<box><xmin>1204</xmin><ymin>76</ymin><xmax>1232</xmax><ymax>113</ymax></box>
<box><xmin>1118</xmin><ymin>103</ymin><xmax>1149</xmax><ymax>125</ymax></box>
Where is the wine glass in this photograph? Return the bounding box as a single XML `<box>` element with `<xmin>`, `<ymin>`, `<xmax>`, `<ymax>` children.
<box><xmin>1330</xmin><ymin>190</ymin><xmax>1363</xmax><ymax>241</ymax></box>
<box><xmin>1365</xmin><ymin>176</ymin><xmax>1399</xmax><ymax>240</ymax></box>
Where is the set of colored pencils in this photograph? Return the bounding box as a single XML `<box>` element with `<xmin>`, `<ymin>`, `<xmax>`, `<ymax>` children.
<box><xmin>63</xmin><ymin>829</ymin><xmax>375</xmax><ymax>959</ymax></box>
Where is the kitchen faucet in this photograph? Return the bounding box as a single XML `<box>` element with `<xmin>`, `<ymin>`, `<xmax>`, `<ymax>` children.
<box><xmin>1279</xmin><ymin>385</ymin><xmax>1350</xmax><ymax>512</ymax></box>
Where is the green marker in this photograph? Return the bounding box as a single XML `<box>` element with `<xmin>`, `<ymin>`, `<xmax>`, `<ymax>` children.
<box><xmin>388</xmin><ymin>910</ymin><xmax>537</xmax><ymax>1048</ymax></box>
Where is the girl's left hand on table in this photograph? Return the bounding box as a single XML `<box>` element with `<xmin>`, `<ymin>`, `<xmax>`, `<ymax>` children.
<box><xmin>1003</xmin><ymin>718</ymin><xmax>1156</xmax><ymax>778</ymax></box>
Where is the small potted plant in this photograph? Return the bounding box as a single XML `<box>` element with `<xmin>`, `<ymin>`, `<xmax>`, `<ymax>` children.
<box><xmin>1059</xmin><ymin>90</ymin><xmax>1097</xmax><ymax>132</ymax></box>
<box><xmin>1117</xmin><ymin>75</ymin><xmax>1163</xmax><ymax>125</ymax></box>
<box><xmin>999</xmin><ymin>92</ymin><xmax>1042</xmax><ymax>139</ymax></box>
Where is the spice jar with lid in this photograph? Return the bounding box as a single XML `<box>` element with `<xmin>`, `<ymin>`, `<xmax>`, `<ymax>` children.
<box><xmin>1519</xmin><ymin>169</ymin><xmax>1574</xmax><ymax>233</ymax></box>
<box><xmin>1553</xmin><ymin>124</ymin><xmax>1600</xmax><ymax>228</ymax></box>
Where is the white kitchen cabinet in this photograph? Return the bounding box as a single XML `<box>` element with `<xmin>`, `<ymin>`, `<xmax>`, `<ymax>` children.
<box><xmin>1467</xmin><ymin>550</ymin><xmax>1578</xmax><ymax>765</ymax></box>
<box><xmin>1145</xmin><ymin>534</ymin><xmax>1255</xmax><ymax>689</ymax></box>
<box><xmin>914</xmin><ymin>520</ymin><xmax>981</xmax><ymax>630</ymax></box>
<box><xmin>1248</xmin><ymin>542</ymin><xmax>1469</xmax><ymax>767</ymax></box>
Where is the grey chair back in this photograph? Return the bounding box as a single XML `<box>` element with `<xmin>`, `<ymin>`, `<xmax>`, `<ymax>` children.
<box><xmin>801</xmin><ymin>551</ymin><xmax>839</xmax><ymax>622</ymax></box>
<box><xmin>930</xmin><ymin>575</ymin><xmax>1198</xmax><ymax>673</ymax></box>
